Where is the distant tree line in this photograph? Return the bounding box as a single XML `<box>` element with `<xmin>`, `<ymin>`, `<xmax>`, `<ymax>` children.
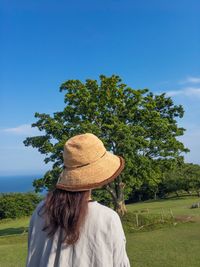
<box><xmin>128</xmin><ymin>162</ymin><xmax>200</xmax><ymax>202</ymax></box>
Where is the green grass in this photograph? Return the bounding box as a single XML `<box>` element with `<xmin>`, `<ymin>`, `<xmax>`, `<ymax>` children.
<box><xmin>0</xmin><ymin>217</ymin><xmax>30</xmax><ymax>267</ymax></box>
<box><xmin>126</xmin><ymin>196</ymin><xmax>200</xmax><ymax>217</ymax></box>
<box><xmin>0</xmin><ymin>217</ymin><xmax>29</xmax><ymax>236</ymax></box>
<box><xmin>0</xmin><ymin>196</ymin><xmax>200</xmax><ymax>267</ymax></box>
<box><xmin>126</xmin><ymin>222</ymin><xmax>200</xmax><ymax>267</ymax></box>
<box><xmin>0</xmin><ymin>235</ymin><xmax>27</xmax><ymax>267</ymax></box>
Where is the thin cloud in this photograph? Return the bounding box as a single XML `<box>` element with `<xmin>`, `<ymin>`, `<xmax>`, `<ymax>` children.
<box><xmin>179</xmin><ymin>76</ymin><xmax>200</xmax><ymax>84</ymax></box>
<box><xmin>1</xmin><ymin>124</ymin><xmax>40</xmax><ymax>136</ymax></box>
<box><xmin>166</xmin><ymin>87</ymin><xmax>200</xmax><ymax>97</ymax></box>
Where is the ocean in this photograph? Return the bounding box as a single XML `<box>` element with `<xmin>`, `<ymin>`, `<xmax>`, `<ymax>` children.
<box><xmin>0</xmin><ymin>175</ymin><xmax>46</xmax><ymax>194</ymax></box>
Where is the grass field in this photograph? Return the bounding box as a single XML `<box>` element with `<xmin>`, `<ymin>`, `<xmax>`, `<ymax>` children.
<box><xmin>126</xmin><ymin>222</ymin><xmax>200</xmax><ymax>267</ymax></box>
<box><xmin>127</xmin><ymin>196</ymin><xmax>200</xmax><ymax>217</ymax></box>
<box><xmin>0</xmin><ymin>196</ymin><xmax>200</xmax><ymax>267</ymax></box>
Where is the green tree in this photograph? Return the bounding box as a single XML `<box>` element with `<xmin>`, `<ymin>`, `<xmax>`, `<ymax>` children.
<box><xmin>161</xmin><ymin>167</ymin><xmax>183</xmax><ymax>197</ymax></box>
<box><xmin>24</xmin><ymin>75</ymin><xmax>189</xmax><ymax>215</ymax></box>
<box><xmin>159</xmin><ymin>162</ymin><xmax>200</xmax><ymax>198</ymax></box>
<box><xmin>180</xmin><ymin>163</ymin><xmax>200</xmax><ymax>196</ymax></box>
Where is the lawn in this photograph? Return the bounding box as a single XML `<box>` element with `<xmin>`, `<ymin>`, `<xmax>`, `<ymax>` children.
<box><xmin>126</xmin><ymin>196</ymin><xmax>200</xmax><ymax>217</ymax></box>
<box><xmin>0</xmin><ymin>196</ymin><xmax>200</xmax><ymax>267</ymax></box>
<box><xmin>0</xmin><ymin>217</ymin><xmax>29</xmax><ymax>267</ymax></box>
<box><xmin>0</xmin><ymin>235</ymin><xmax>27</xmax><ymax>267</ymax></box>
<box><xmin>126</xmin><ymin>222</ymin><xmax>200</xmax><ymax>267</ymax></box>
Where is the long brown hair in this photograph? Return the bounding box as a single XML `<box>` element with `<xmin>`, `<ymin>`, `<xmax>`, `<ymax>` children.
<box><xmin>38</xmin><ymin>188</ymin><xmax>90</xmax><ymax>245</ymax></box>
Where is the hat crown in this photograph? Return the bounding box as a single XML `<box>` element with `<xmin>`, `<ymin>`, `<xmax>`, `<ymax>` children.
<box><xmin>63</xmin><ymin>133</ymin><xmax>106</xmax><ymax>168</ymax></box>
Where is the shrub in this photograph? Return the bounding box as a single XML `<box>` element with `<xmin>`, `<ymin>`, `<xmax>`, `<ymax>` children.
<box><xmin>0</xmin><ymin>192</ymin><xmax>44</xmax><ymax>219</ymax></box>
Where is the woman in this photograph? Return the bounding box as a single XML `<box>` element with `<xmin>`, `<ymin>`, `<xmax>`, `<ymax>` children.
<box><xmin>26</xmin><ymin>133</ymin><xmax>131</xmax><ymax>267</ymax></box>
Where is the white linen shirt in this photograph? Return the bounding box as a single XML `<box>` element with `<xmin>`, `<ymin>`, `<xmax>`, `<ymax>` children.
<box><xmin>26</xmin><ymin>200</ymin><xmax>131</xmax><ymax>267</ymax></box>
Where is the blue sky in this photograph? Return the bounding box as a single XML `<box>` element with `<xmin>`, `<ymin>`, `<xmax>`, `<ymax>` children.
<box><xmin>0</xmin><ymin>0</ymin><xmax>200</xmax><ymax>175</ymax></box>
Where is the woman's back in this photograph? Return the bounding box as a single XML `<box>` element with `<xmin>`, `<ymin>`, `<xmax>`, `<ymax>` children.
<box><xmin>26</xmin><ymin>200</ymin><xmax>130</xmax><ymax>267</ymax></box>
<box><xmin>26</xmin><ymin>133</ymin><xmax>131</xmax><ymax>266</ymax></box>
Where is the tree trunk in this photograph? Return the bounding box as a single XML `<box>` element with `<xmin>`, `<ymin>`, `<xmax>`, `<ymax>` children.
<box><xmin>114</xmin><ymin>199</ymin><xmax>127</xmax><ymax>216</ymax></box>
<box><xmin>104</xmin><ymin>179</ymin><xmax>127</xmax><ymax>216</ymax></box>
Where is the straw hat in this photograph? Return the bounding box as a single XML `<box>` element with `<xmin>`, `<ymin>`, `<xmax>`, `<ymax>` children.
<box><xmin>56</xmin><ymin>133</ymin><xmax>125</xmax><ymax>191</ymax></box>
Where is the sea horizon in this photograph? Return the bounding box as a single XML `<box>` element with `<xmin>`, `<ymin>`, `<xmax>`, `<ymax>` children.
<box><xmin>0</xmin><ymin>174</ymin><xmax>46</xmax><ymax>194</ymax></box>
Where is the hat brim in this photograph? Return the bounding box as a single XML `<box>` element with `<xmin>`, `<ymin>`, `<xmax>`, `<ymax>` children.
<box><xmin>56</xmin><ymin>152</ymin><xmax>125</xmax><ymax>191</ymax></box>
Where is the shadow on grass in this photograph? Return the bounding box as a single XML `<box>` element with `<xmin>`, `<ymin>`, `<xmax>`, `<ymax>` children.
<box><xmin>0</xmin><ymin>227</ymin><xmax>28</xmax><ymax>236</ymax></box>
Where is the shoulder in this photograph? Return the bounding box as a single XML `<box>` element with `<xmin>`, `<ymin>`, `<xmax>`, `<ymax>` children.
<box><xmin>90</xmin><ymin>202</ymin><xmax>126</xmax><ymax>241</ymax></box>
<box><xmin>34</xmin><ymin>199</ymin><xmax>45</xmax><ymax>213</ymax></box>
<box><xmin>90</xmin><ymin>201</ymin><xmax>121</xmax><ymax>222</ymax></box>
<box><xmin>30</xmin><ymin>200</ymin><xmax>45</xmax><ymax>221</ymax></box>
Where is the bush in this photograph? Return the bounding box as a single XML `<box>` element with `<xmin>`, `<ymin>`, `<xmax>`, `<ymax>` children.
<box><xmin>0</xmin><ymin>192</ymin><xmax>44</xmax><ymax>219</ymax></box>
